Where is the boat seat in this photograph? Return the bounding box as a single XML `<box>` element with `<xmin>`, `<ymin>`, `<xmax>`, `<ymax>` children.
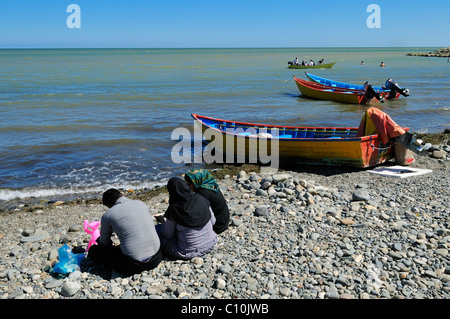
<box><xmin>277</xmin><ymin>134</ymin><xmax>292</xmax><ymax>138</ymax></box>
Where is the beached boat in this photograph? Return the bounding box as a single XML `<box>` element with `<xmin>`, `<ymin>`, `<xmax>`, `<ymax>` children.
<box><xmin>192</xmin><ymin>113</ymin><xmax>400</xmax><ymax>168</ymax></box>
<box><xmin>293</xmin><ymin>76</ymin><xmax>391</xmax><ymax>104</ymax></box>
<box><xmin>288</xmin><ymin>62</ymin><xmax>336</xmax><ymax>69</ymax></box>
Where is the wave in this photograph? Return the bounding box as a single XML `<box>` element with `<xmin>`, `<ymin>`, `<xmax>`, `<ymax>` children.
<box><xmin>0</xmin><ymin>179</ymin><xmax>168</xmax><ymax>202</ymax></box>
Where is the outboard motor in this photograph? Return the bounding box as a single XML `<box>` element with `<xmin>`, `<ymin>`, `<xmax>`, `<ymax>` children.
<box><xmin>385</xmin><ymin>78</ymin><xmax>410</xmax><ymax>98</ymax></box>
<box><xmin>364</xmin><ymin>81</ymin><xmax>384</xmax><ymax>103</ymax></box>
<box><xmin>392</xmin><ymin>132</ymin><xmax>431</xmax><ymax>155</ymax></box>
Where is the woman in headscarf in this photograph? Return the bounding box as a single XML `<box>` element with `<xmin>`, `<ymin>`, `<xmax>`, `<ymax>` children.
<box><xmin>155</xmin><ymin>177</ymin><xmax>217</xmax><ymax>260</ymax></box>
<box><xmin>184</xmin><ymin>169</ymin><xmax>230</xmax><ymax>234</ymax></box>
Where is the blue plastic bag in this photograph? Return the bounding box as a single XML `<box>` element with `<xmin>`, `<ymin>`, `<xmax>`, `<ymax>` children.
<box><xmin>52</xmin><ymin>244</ymin><xmax>86</xmax><ymax>274</ymax></box>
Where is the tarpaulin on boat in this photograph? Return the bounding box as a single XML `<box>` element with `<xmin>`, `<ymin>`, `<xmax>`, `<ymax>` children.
<box><xmin>356</xmin><ymin>107</ymin><xmax>405</xmax><ymax>144</ymax></box>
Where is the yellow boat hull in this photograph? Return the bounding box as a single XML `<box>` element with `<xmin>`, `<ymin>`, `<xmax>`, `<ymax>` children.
<box><xmin>193</xmin><ymin>114</ymin><xmax>394</xmax><ymax>168</ymax></box>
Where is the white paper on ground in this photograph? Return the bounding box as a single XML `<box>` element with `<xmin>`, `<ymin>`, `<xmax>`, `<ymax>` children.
<box><xmin>368</xmin><ymin>165</ymin><xmax>432</xmax><ymax>178</ymax></box>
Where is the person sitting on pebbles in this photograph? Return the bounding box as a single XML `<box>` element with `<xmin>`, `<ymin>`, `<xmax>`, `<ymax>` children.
<box><xmin>87</xmin><ymin>188</ymin><xmax>162</xmax><ymax>276</ymax></box>
<box><xmin>184</xmin><ymin>169</ymin><xmax>230</xmax><ymax>234</ymax></box>
<box><xmin>155</xmin><ymin>177</ymin><xmax>217</xmax><ymax>260</ymax></box>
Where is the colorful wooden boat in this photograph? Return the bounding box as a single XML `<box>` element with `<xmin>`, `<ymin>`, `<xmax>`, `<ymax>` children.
<box><xmin>192</xmin><ymin>113</ymin><xmax>401</xmax><ymax>168</ymax></box>
<box><xmin>305</xmin><ymin>72</ymin><xmax>386</xmax><ymax>92</ymax></box>
<box><xmin>288</xmin><ymin>62</ymin><xmax>336</xmax><ymax>69</ymax></box>
<box><xmin>293</xmin><ymin>76</ymin><xmax>390</xmax><ymax>104</ymax></box>
<box><xmin>305</xmin><ymin>72</ymin><xmax>410</xmax><ymax>98</ymax></box>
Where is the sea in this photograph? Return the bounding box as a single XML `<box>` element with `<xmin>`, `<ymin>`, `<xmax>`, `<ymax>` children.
<box><xmin>1</xmin><ymin>47</ymin><xmax>449</xmax><ymax>208</ymax></box>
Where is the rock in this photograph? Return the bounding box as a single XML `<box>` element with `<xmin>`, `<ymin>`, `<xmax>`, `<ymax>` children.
<box><xmin>340</xmin><ymin>218</ymin><xmax>355</xmax><ymax>225</ymax></box>
<box><xmin>61</xmin><ymin>280</ymin><xmax>81</xmax><ymax>297</ymax></box>
<box><xmin>237</xmin><ymin>171</ymin><xmax>247</xmax><ymax>180</ymax></box>
<box><xmin>45</xmin><ymin>279</ymin><xmax>64</xmax><ymax>289</ymax></box>
<box><xmin>231</xmin><ymin>218</ymin><xmax>243</xmax><ymax>226</ymax></box>
<box><xmin>272</xmin><ymin>174</ymin><xmax>290</xmax><ymax>183</ymax></box>
<box><xmin>326</xmin><ymin>284</ymin><xmax>339</xmax><ymax>299</ymax></box>
<box><xmin>260</xmin><ymin>181</ymin><xmax>272</xmax><ymax>190</ymax></box>
<box><xmin>218</xmin><ymin>265</ymin><xmax>232</xmax><ymax>274</ymax></box>
<box><xmin>432</xmin><ymin>150</ymin><xmax>446</xmax><ymax>159</ymax></box>
<box><xmin>215</xmin><ymin>278</ymin><xmax>226</xmax><ymax>289</ymax></box>
<box><xmin>352</xmin><ymin>190</ymin><xmax>370</xmax><ymax>202</ymax></box>
<box><xmin>407</xmin><ymin>47</ymin><xmax>450</xmax><ymax>57</ymax></box>
<box><xmin>48</xmin><ymin>249</ymin><xmax>59</xmax><ymax>260</ymax></box>
<box><xmin>435</xmin><ymin>248</ymin><xmax>448</xmax><ymax>257</ymax></box>
<box><xmin>255</xmin><ymin>189</ymin><xmax>267</xmax><ymax>196</ymax></box>
<box><xmin>20</xmin><ymin>229</ymin><xmax>49</xmax><ymax>243</ymax></box>
<box><xmin>254</xmin><ymin>206</ymin><xmax>269</xmax><ymax>217</ymax></box>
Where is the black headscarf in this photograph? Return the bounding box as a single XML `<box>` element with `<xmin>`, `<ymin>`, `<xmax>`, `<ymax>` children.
<box><xmin>164</xmin><ymin>177</ymin><xmax>211</xmax><ymax>228</ymax></box>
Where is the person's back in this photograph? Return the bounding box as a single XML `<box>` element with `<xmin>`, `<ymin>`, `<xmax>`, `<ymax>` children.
<box><xmin>88</xmin><ymin>188</ymin><xmax>162</xmax><ymax>276</ymax></box>
<box><xmin>196</xmin><ymin>187</ymin><xmax>229</xmax><ymax>234</ymax></box>
<box><xmin>184</xmin><ymin>169</ymin><xmax>230</xmax><ymax>234</ymax></box>
<box><xmin>165</xmin><ymin>211</ymin><xmax>217</xmax><ymax>259</ymax></box>
<box><xmin>99</xmin><ymin>197</ymin><xmax>160</xmax><ymax>261</ymax></box>
<box><xmin>156</xmin><ymin>177</ymin><xmax>217</xmax><ymax>260</ymax></box>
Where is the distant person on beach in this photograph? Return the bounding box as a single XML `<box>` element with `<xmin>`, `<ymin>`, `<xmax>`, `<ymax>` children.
<box><xmin>184</xmin><ymin>169</ymin><xmax>230</xmax><ymax>234</ymax></box>
<box><xmin>155</xmin><ymin>177</ymin><xmax>217</xmax><ymax>260</ymax></box>
<box><xmin>380</xmin><ymin>61</ymin><xmax>385</xmax><ymax>67</ymax></box>
<box><xmin>88</xmin><ymin>188</ymin><xmax>162</xmax><ymax>276</ymax></box>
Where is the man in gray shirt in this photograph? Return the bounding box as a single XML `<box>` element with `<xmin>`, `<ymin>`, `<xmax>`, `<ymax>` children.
<box><xmin>88</xmin><ymin>188</ymin><xmax>162</xmax><ymax>276</ymax></box>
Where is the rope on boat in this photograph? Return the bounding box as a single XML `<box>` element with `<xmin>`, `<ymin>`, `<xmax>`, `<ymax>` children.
<box><xmin>281</xmin><ymin>75</ymin><xmax>295</xmax><ymax>87</ymax></box>
<box><xmin>370</xmin><ymin>143</ymin><xmax>391</xmax><ymax>151</ymax></box>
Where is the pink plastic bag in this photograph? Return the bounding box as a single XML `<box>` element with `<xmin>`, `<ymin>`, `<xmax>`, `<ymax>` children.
<box><xmin>84</xmin><ymin>220</ymin><xmax>100</xmax><ymax>251</ymax></box>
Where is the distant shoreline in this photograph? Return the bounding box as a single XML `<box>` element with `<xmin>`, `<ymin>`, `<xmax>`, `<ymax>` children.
<box><xmin>407</xmin><ymin>46</ymin><xmax>450</xmax><ymax>57</ymax></box>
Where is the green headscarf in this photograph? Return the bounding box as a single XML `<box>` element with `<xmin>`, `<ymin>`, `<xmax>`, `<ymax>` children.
<box><xmin>185</xmin><ymin>169</ymin><xmax>219</xmax><ymax>193</ymax></box>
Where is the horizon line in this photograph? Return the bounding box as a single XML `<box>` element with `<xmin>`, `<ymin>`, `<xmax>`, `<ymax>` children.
<box><xmin>0</xmin><ymin>45</ymin><xmax>445</xmax><ymax>50</ymax></box>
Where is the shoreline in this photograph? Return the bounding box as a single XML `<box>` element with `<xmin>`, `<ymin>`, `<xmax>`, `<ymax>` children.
<box><xmin>0</xmin><ymin>133</ymin><xmax>449</xmax><ymax>300</ymax></box>
<box><xmin>1</xmin><ymin>131</ymin><xmax>448</xmax><ymax>214</ymax></box>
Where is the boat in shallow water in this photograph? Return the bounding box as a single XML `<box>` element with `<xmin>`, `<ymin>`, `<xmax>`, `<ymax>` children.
<box><xmin>293</xmin><ymin>76</ymin><xmax>409</xmax><ymax>104</ymax></box>
<box><xmin>293</xmin><ymin>76</ymin><xmax>394</xmax><ymax>104</ymax></box>
<box><xmin>305</xmin><ymin>72</ymin><xmax>385</xmax><ymax>92</ymax></box>
<box><xmin>305</xmin><ymin>73</ymin><xmax>410</xmax><ymax>99</ymax></box>
<box><xmin>288</xmin><ymin>62</ymin><xmax>336</xmax><ymax>69</ymax></box>
<box><xmin>191</xmin><ymin>113</ymin><xmax>405</xmax><ymax>168</ymax></box>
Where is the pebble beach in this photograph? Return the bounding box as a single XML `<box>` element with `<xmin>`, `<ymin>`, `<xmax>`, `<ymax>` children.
<box><xmin>0</xmin><ymin>134</ymin><xmax>449</xmax><ymax>302</ymax></box>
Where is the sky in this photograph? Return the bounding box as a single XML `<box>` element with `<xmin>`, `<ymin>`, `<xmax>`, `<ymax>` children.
<box><xmin>0</xmin><ymin>0</ymin><xmax>449</xmax><ymax>48</ymax></box>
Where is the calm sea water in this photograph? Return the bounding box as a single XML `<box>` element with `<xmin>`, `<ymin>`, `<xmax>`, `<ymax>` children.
<box><xmin>0</xmin><ymin>47</ymin><xmax>449</xmax><ymax>205</ymax></box>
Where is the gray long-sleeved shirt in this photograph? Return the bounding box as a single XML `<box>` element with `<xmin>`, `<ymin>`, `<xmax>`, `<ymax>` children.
<box><xmin>97</xmin><ymin>197</ymin><xmax>160</xmax><ymax>262</ymax></box>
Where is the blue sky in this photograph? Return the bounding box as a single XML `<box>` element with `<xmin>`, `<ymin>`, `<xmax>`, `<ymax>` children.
<box><xmin>0</xmin><ymin>0</ymin><xmax>448</xmax><ymax>48</ymax></box>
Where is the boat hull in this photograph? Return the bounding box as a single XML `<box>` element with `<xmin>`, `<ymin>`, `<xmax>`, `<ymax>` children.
<box><xmin>305</xmin><ymin>72</ymin><xmax>387</xmax><ymax>92</ymax></box>
<box><xmin>288</xmin><ymin>62</ymin><xmax>336</xmax><ymax>69</ymax></box>
<box><xmin>192</xmin><ymin>113</ymin><xmax>396</xmax><ymax>168</ymax></box>
<box><xmin>293</xmin><ymin>77</ymin><xmax>382</xmax><ymax>104</ymax></box>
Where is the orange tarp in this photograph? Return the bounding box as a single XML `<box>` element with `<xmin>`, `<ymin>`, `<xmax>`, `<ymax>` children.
<box><xmin>356</xmin><ymin>107</ymin><xmax>405</xmax><ymax>144</ymax></box>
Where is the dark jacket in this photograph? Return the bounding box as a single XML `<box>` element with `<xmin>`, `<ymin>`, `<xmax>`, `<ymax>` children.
<box><xmin>197</xmin><ymin>188</ymin><xmax>230</xmax><ymax>234</ymax></box>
